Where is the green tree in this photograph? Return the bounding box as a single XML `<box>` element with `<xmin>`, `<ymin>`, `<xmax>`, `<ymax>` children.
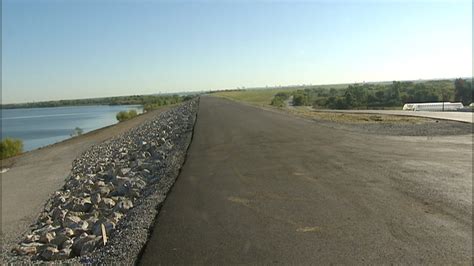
<box><xmin>375</xmin><ymin>90</ymin><xmax>385</xmax><ymax>100</ymax></box>
<box><xmin>389</xmin><ymin>81</ymin><xmax>402</xmax><ymax>105</ymax></box>
<box><xmin>329</xmin><ymin>88</ymin><xmax>338</xmax><ymax>97</ymax></box>
<box><xmin>335</xmin><ymin>98</ymin><xmax>348</xmax><ymax>109</ymax></box>
<box><xmin>454</xmin><ymin>78</ymin><xmax>473</xmax><ymax>105</ymax></box>
<box><xmin>344</xmin><ymin>84</ymin><xmax>372</xmax><ymax>107</ymax></box>
<box><xmin>293</xmin><ymin>93</ymin><xmax>309</xmax><ymax>106</ymax></box>
<box><xmin>344</xmin><ymin>91</ymin><xmax>354</xmax><ymax>108</ymax></box>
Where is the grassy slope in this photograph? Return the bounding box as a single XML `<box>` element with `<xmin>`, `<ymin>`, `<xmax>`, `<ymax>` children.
<box><xmin>214</xmin><ymin>83</ymin><xmax>352</xmax><ymax>107</ymax></box>
<box><xmin>213</xmin><ymin>87</ymin><xmax>425</xmax><ymax>124</ymax></box>
<box><xmin>214</xmin><ymin>89</ymin><xmax>291</xmax><ymax>106</ymax></box>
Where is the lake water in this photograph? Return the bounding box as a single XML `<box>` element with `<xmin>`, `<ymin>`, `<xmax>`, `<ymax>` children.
<box><xmin>1</xmin><ymin>105</ymin><xmax>143</xmax><ymax>151</ymax></box>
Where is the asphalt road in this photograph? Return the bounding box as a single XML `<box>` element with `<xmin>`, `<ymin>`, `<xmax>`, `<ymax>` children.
<box><xmin>139</xmin><ymin>96</ymin><xmax>472</xmax><ymax>264</ymax></box>
<box><xmin>1</xmin><ymin>107</ymin><xmax>170</xmax><ymax>260</ymax></box>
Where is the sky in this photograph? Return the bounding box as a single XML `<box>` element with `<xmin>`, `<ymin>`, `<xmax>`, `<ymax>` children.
<box><xmin>2</xmin><ymin>0</ymin><xmax>472</xmax><ymax>104</ymax></box>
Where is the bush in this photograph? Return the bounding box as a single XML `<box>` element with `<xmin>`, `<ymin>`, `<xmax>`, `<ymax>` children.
<box><xmin>293</xmin><ymin>93</ymin><xmax>309</xmax><ymax>106</ymax></box>
<box><xmin>70</xmin><ymin>127</ymin><xmax>84</xmax><ymax>137</ymax></box>
<box><xmin>116</xmin><ymin>110</ymin><xmax>138</xmax><ymax>122</ymax></box>
<box><xmin>0</xmin><ymin>138</ymin><xmax>23</xmax><ymax>159</ymax></box>
<box><xmin>182</xmin><ymin>95</ymin><xmax>196</xmax><ymax>101</ymax></box>
<box><xmin>270</xmin><ymin>92</ymin><xmax>290</xmax><ymax>107</ymax></box>
<box><xmin>271</xmin><ymin>97</ymin><xmax>285</xmax><ymax>107</ymax></box>
<box><xmin>312</xmin><ymin>98</ymin><xmax>327</xmax><ymax>109</ymax></box>
<box><xmin>274</xmin><ymin>92</ymin><xmax>290</xmax><ymax>100</ymax></box>
<box><xmin>128</xmin><ymin>110</ymin><xmax>138</xmax><ymax>117</ymax></box>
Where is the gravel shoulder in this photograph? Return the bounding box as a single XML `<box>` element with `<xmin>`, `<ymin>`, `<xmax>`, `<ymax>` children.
<box><xmin>308</xmin><ymin>116</ymin><xmax>472</xmax><ymax>137</ymax></box>
<box><xmin>313</xmin><ymin>109</ymin><xmax>474</xmax><ymax>123</ymax></box>
<box><xmin>288</xmin><ymin>108</ymin><xmax>472</xmax><ymax>136</ymax></box>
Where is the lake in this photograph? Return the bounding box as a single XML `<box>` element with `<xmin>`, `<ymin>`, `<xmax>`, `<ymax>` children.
<box><xmin>1</xmin><ymin>105</ymin><xmax>143</xmax><ymax>152</ymax></box>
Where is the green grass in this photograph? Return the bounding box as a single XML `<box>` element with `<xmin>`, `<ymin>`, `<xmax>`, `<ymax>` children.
<box><xmin>213</xmin><ymin>83</ymin><xmax>351</xmax><ymax>107</ymax></box>
<box><xmin>214</xmin><ymin>89</ymin><xmax>292</xmax><ymax>106</ymax></box>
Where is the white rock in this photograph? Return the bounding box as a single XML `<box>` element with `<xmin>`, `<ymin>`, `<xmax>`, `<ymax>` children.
<box><xmin>39</xmin><ymin>231</ymin><xmax>56</xmax><ymax>244</ymax></box>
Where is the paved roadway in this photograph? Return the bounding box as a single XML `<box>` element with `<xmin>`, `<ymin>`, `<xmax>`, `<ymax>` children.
<box><xmin>140</xmin><ymin>96</ymin><xmax>472</xmax><ymax>265</ymax></box>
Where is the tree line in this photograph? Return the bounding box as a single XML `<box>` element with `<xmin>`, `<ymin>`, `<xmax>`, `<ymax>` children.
<box><xmin>271</xmin><ymin>79</ymin><xmax>472</xmax><ymax>109</ymax></box>
<box><xmin>1</xmin><ymin>94</ymin><xmax>196</xmax><ymax>110</ymax></box>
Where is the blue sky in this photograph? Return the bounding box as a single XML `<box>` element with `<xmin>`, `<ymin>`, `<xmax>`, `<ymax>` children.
<box><xmin>2</xmin><ymin>0</ymin><xmax>472</xmax><ymax>103</ymax></box>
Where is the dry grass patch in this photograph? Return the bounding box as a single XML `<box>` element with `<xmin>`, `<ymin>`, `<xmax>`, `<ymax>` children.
<box><xmin>289</xmin><ymin>108</ymin><xmax>428</xmax><ymax>124</ymax></box>
<box><xmin>214</xmin><ymin>89</ymin><xmax>291</xmax><ymax>106</ymax></box>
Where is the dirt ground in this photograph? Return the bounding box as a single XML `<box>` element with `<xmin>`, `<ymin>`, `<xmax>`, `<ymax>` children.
<box><xmin>288</xmin><ymin>109</ymin><xmax>473</xmax><ymax>136</ymax></box>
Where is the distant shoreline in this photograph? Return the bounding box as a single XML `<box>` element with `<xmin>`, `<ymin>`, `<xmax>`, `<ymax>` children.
<box><xmin>1</xmin><ymin>103</ymin><xmax>143</xmax><ymax>110</ymax></box>
<box><xmin>1</xmin><ymin>96</ymin><xmax>152</xmax><ymax>109</ymax></box>
<box><xmin>0</xmin><ymin>94</ymin><xmax>185</xmax><ymax>109</ymax></box>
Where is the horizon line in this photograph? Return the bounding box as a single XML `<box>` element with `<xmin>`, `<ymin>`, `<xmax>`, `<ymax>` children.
<box><xmin>2</xmin><ymin>76</ymin><xmax>472</xmax><ymax>105</ymax></box>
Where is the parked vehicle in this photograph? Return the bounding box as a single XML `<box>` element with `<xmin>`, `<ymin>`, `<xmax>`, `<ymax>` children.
<box><xmin>402</xmin><ymin>102</ymin><xmax>464</xmax><ymax>111</ymax></box>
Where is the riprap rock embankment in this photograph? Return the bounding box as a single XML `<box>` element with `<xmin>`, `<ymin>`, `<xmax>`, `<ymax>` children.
<box><xmin>10</xmin><ymin>99</ymin><xmax>199</xmax><ymax>264</ymax></box>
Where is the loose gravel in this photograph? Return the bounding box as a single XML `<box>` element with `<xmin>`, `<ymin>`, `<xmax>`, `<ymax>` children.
<box><xmin>313</xmin><ymin>118</ymin><xmax>472</xmax><ymax>136</ymax></box>
<box><xmin>5</xmin><ymin>99</ymin><xmax>199</xmax><ymax>264</ymax></box>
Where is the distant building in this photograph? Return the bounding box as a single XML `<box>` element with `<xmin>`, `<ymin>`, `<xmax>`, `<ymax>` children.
<box><xmin>402</xmin><ymin>102</ymin><xmax>464</xmax><ymax>111</ymax></box>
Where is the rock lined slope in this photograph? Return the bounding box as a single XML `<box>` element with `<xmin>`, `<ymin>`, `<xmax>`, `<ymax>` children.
<box><xmin>1</xmin><ymin>104</ymin><xmax>171</xmax><ymax>261</ymax></box>
<box><xmin>7</xmin><ymin>99</ymin><xmax>198</xmax><ymax>264</ymax></box>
